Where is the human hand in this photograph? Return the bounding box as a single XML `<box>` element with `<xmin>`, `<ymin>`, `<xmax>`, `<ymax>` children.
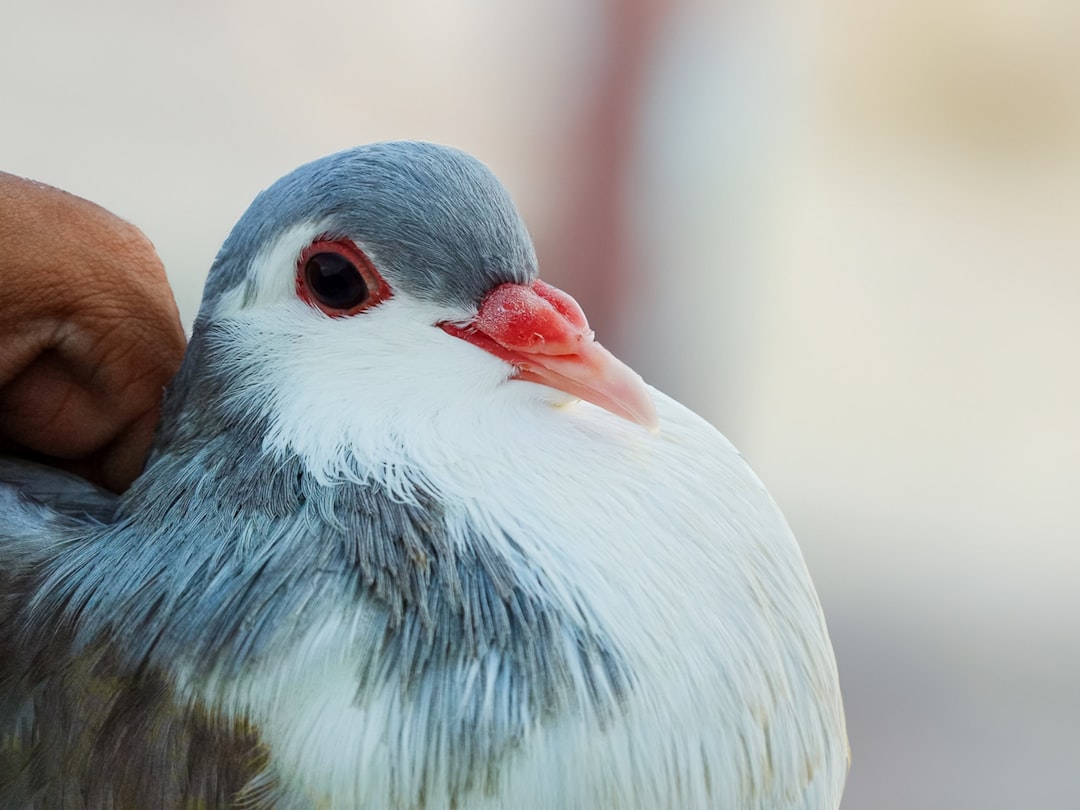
<box><xmin>0</xmin><ymin>173</ymin><xmax>186</xmax><ymax>492</ymax></box>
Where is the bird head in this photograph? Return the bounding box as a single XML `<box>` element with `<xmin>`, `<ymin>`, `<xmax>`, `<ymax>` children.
<box><xmin>156</xmin><ymin>142</ymin><xmax>656</xmax><ymax>488</ymax></box>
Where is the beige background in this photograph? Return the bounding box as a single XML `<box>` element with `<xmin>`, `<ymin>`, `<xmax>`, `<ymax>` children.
<box><xmin>3</xmin><ymin>2</ymin><xmax>1079</xmax><ymax>807</ymax></box>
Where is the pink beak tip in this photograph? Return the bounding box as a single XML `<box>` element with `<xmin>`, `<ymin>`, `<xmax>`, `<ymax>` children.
<box><xmin>445</xmin><ymin>280</ymin><xmax>663</xmax><ymax>433</ymax></box>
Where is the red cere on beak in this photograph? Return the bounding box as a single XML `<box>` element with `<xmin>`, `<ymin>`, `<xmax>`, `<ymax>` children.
<box><xmin>440</xmin><ymin>280</ymin><xmax>659</xmax><ymax>430</ymax></box>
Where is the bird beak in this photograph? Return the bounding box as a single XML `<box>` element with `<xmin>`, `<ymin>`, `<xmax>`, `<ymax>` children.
<box><xmin>440</xmin><ymin>280</ymin><xmax>658</xmax><ymax>430</ymax></box>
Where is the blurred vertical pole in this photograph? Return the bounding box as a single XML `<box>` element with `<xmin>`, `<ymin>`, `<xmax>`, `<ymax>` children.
<box><xmin>536</xmin><ymin>0</ymin><xmax>677</xmax><ymax>344</ymax></box>
<box><xmin>535</xmin><ymin>0</ymin><xmax>784</xmax><ymax>434</ymax></box>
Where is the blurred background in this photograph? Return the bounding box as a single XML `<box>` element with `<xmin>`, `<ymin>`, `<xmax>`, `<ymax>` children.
<box><xmin>3</xmin><ymin>1</ymin><xmax>1078</xmax><ymax>806</ymax></box>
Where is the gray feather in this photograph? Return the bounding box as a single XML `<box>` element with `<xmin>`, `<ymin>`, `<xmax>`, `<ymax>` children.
<box><xmin>201</xmin><ymin>141</ymin><xmax>536</xmax><ymax>314</ymax></box>
<box><xmin>0</xmin><ymin>458</ymin><xmax>117</xmax><ymax>525</ymax></box>
<box><xmin>0</xmin><ymin>462</ymin><xmax>269</xmax><ymax>808</ymax></box>
<box><xmin>1</xmin><ymin>142</ymin><xmax>632</xmax><ymax>809</ymax></box>
<box><xmin>19</xmin><ymin>412</ymin><xmax>632</xmax><ymax>798</ymax></box>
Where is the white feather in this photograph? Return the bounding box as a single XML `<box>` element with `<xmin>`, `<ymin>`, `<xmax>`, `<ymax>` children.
<box><xmin>190</xmin><ymin>224</ymin><xmax>847</xmax><ymax>809</ymax></box>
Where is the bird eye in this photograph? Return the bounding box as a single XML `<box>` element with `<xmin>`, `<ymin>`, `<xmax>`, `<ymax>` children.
<box><xmin>296</xmin><ymin>238</ymin><xmax>391</xmax><ymax>316</ymax></box>
<box><xmin>306</xmin><ymin>252</ymin><xmax>367</xmax><ymax>309</ymax></box>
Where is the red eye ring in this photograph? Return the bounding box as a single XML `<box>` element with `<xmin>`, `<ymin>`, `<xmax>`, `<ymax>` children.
<box><xmin>296</xmin><ymin>237</ymin><xmax>392</xmax><ymax>317</ymax></box>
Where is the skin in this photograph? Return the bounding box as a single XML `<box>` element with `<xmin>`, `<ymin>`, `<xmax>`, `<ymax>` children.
<box><xmin>0</xmin><ymin>173</ymin><xmax>187</xmax><ymax>492</ymax></box>
<box><xmin>0</xmin><ymin>2</ymin><xmax>672</xmax><ymax>497</ymax></box>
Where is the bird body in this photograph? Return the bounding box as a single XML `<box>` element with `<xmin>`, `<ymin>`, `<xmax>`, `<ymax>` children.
<box><xmin>0</xmin><ymin>142</ymin><xmax>846</xmax><ymax>809</ymax></box>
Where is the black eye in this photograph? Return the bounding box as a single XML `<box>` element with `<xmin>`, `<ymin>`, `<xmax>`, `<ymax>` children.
<box><xmin>296</xmin><ymin>238</ymin><xmax>391</xmax><ymax>317</ymax></box>
<box><xmin>304</xmin><ymin>252</ymin><xmax>369</xmax><ymax>310</ymax></box>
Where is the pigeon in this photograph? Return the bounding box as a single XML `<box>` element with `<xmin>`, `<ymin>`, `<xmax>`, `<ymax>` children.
<box><xmin>0</xmin><ymin>141</ymin><xmax>847</xmax><ymax>809</ymax></box>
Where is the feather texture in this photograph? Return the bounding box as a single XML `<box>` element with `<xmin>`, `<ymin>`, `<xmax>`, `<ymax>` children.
<box><xmin>0</xmin><ymin>141</ymin><xmax>847</xmax><ymax>808</ymax></box>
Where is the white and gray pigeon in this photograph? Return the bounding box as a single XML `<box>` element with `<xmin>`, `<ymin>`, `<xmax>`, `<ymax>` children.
<box><xmin>0</xmin><ymin>141</ymin><xmax>847</xmax><ymax>809</ymax></box>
